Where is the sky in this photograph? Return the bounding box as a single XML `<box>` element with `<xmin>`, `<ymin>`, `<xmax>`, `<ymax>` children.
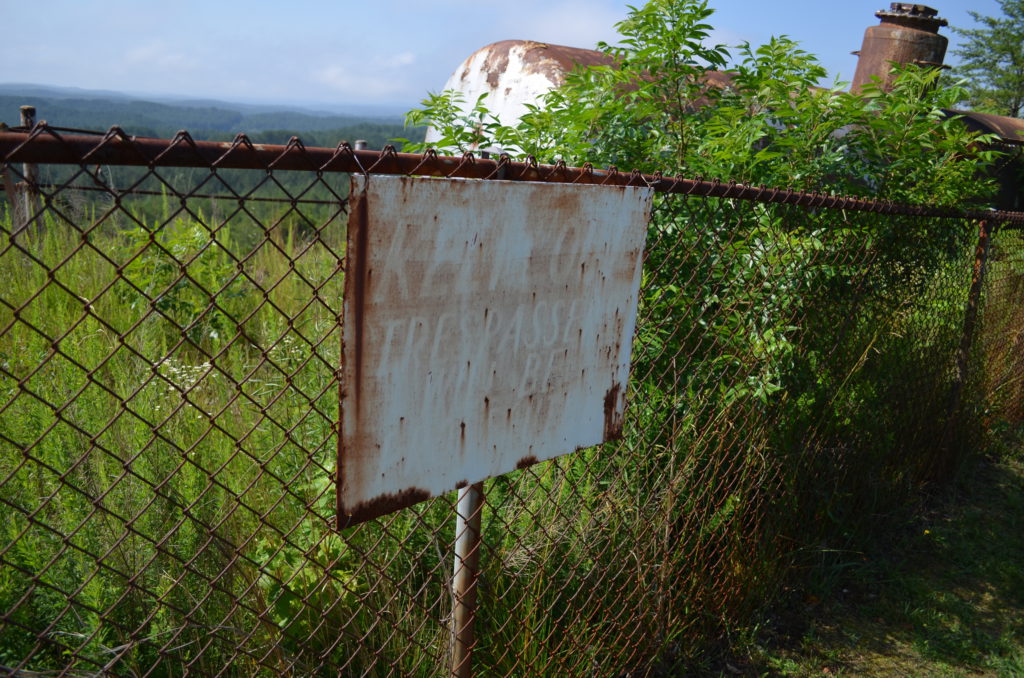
<box><xmin>0</xmin><ymin>0</ymin><xmax>1001</xmax><ymax>115</ymax></box>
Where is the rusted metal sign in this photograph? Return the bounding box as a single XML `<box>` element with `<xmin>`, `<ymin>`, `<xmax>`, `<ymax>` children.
<box><xmin>338</xmin><ymin>175</ymin><xmax>653</xmax><ymax>526</ymax></box>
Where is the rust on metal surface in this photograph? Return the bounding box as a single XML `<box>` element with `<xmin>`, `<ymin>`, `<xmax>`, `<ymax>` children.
<box><xmin>851</xmin><ymin>2</ymin><xmax>948</xmax><ymax>92</ymax></box>
<box><xmin>954</xmin><ymin>220</ymin><xmax>995</xmax><ymax>393</ymax></box>
<box><xmin>603</xmin><ymin>382</ymin><xmax>624</xmax><ymax>441</ymax></box>
<box><xmin>459</xmin><ymin>40</ymin><xmax>615</xmax><ymax>90</ymax></box>
<box><xmin>515</xmin><ymin>456</ymin><xmax>539</xmax><ymax>470</ymax></box>
<box><xmin>952</xmin><ymin>110</ymin><xmax>1024</xmax><ymax>146</ymax></box>
<box><xmin>4</xmin><ymin>117</ymin><xmax>1024</xmax><ymax>678</ymax></box>
<box><xmin>451</xmin><ymin>482</ymin><xmax>485</xmax><ymax>678</ymax></box>
<box><xmin>338</xmin><ymin>487</ymin><xmax>432</xmax><ymax>527</ymax></box>
<box><xmin>940</xmin><ymin>219</ymin><xmax>995</xmax><ymax>471</ymax></box>
<box><xmin>349</xmin><ymin>179</ymin><xmax>370</xmax><ymax>415</ymax></box>
<box><xmin>337</xmin><ymin>179</ymin><xmax>372</xmax><ymax>526</ymax></box>
<box><xmin>434</xmin><ymin>40</ymin><xmax>618</xmax><ymax>149</ymax></box>
<box><xmin>336</xmin><ymin>174</ymin><xmax>652</xmax><ymax>525</ymax></box>
<box><xmin>1</xmin><ymin>128</ymin><xmax>1023</xmax><ymax>224</ymax></box>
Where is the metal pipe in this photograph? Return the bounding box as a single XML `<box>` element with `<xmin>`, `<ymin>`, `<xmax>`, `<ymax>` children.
<box><xmin>451</xmin><ymin>481</ymin><xmax>484</xmax><ymax>678</ymax></box>
<box><xmin>851</xmin><ymin>3</ymin><xmax>949</xmax><ymax>93</ymax></box>
<box><xmin>939</xmin><ymin>218</ymin><xmax>994</xmax><ymax>471</ymax></box>
<box><xmin>950</xmin><ymin>220</ymin><xmax>994</xmax><ymax>407</ymax></box>
<box><xmin>1</xmin><ymin>129</ymin><xmax>1022</xmax><ymax>223</ymax></box>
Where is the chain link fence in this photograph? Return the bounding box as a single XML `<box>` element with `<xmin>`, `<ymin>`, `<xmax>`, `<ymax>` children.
<box><xmin>1</xmin><ymin>125</ymin><xmax>1022</xmax><ymax>677</ymax></box>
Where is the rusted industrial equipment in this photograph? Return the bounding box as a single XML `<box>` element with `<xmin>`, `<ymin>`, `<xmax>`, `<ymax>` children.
<box><xmin>851</xmin><ymin>3</ymin><xmax>948</xmax><ymax>92</ymax></box>
<box><xmin>423</xmin><ymin>40</ymin><xmax>613</xmax><ymax>149</ymax></box>
<box><xmin>423</xmin><ymin>4</ymin><xmax>1020</xmax><ymax>207</ymax></box>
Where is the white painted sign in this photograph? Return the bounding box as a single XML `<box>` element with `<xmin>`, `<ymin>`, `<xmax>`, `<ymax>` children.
<box><xmin>338</xmin><ymin>175</ymin><xmax>652</xmax><ymax>525</ymax></box>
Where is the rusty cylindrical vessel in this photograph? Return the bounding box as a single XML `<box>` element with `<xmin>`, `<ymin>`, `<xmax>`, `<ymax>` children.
<box><xmin>851</xmin><ymin>3</ymin><xmax>948</xmax><ymax>92</ymax></box>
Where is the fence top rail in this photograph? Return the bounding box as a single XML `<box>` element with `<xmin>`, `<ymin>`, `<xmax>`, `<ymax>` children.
<box><xmin>2</xmin><ymin>124</ymin><xmax>1023</xmax><ymax>225</ymax></box>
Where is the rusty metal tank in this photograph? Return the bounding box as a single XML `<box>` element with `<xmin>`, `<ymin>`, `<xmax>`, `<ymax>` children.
<box><xmin>423</xmin><ymin>40</ymin><xmax>613</xmax><ymax>150</ymax></box>
<box><xmin>952</xmin><ymin>110</ymin><xmax>1024</xmax><ymax>211</ymax></box>
<box><xmin>422</xmin><ymin>40</ymin><xmax>737</xmax><ymax>151</ymax></box>
<box><xmin>851</xmin><ymin>3</ymin><xmax>948</xmax><ymax>92</ymax></box>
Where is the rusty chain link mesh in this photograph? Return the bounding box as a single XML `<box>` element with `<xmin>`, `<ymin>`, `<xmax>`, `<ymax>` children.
<box><xmin>979</xmin><ymin>227</ymin><xmax>1024</xmax><ymax>427</ymax></box>
<box><xmin>1</xmin><ymin>127</ymin><xmax>1023</xmax><ymax>677</ymax></box>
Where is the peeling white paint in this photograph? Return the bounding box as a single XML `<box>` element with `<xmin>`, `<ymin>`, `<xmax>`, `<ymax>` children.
<box><xmin>423</xmin><ymin>40</ymin><xmax>610</xmax><ymax>151</ymax></box>
<box><xmin>338</xmin><ymin>175</ymin><xmax>652</xmax><ymax>524</ymax></box>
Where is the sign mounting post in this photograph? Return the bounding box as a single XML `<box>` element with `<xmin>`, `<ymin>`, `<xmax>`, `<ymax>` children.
<box><xmin>337</xmin><ymin>173</ymin><xmax>653</xmax><ymax>675</ymax></box>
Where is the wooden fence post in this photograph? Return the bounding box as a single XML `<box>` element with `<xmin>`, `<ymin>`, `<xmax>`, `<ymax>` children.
<box><xmin>15</xmin><ymin>106</ymin><xmax>42</xmax><ymax>231</ymax></box>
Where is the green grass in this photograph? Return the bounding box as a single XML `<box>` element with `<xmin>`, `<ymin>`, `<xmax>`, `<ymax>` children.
<box><xmin>0</xmin><ymin>200</ymin><xmax>359</xmax><ymax>674</ymax></box>
<box><xmin>0</xmin><ymin>186</ymin><xmax>1020</xmax><ymax>677</ymax></box>
<box><xmin>731</xmin><ymin>422</ymin><xmax>1024</xmax><ymax>677</ymax></box>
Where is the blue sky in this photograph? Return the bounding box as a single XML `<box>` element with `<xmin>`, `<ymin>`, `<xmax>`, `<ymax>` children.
<box><xmin>1</xmin><ymin>0</ymin><xmax>1000</xmax><ymax>114</ymax></box>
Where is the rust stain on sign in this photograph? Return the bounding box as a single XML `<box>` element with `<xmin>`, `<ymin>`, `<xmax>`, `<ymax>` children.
<box><xmin>349</xmin><ymin>183</ymin><xmax>370</xmax><ymax>416</ymax></box>
<box><xmin>515</xmin><ymin>455</ymin><xmax>539</xmax><ymax>470</ymax></box>
<box><xmin>337</xmin><ymin>175</ymin><xmax>652</xmax><ymax>526</ymax></box>
<box><xmin>603</xmin><ymin>382</ymin><xmax>624</xmax><ymax>441</ymax></box>
<box><xmin>338</xmin><ymin>487</ymin><xmax>431</xmax><ymax>528</ymax></box>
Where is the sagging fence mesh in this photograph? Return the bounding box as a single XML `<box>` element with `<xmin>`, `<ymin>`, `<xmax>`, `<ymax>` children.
<box><xmin>0</xmin><ymin>126</ymin><xmax>1022</xmax><ymax>677</ymax></box>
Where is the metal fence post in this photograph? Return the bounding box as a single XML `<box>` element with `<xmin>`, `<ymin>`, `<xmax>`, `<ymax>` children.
<box><xmin>451</xmin><ymin>481</ymin><xmax>484</xmax><ymax>678</ymax></box>
<box><xmin>4</xmin><ymin>125</ymin><xmax>1024</xmax><ymax>678</ymax></box>
<box><xmin>941</xmin><ymin>218</ymin><xmax>994</xmax><ymax>462</ymax></box>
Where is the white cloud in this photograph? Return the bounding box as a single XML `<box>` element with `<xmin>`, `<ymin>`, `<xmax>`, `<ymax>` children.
<box><xmin>124</xmin><ymin>41</ymin><xmax>200</xmax><ymax>71</ymax></box>
<box><xmin>312</xmin><ymin>65</ymin><xmax>362</xmax><ymax>92</ymax></box>
<box><xmin>311</xmin><ymin>56</ymin><xmax>417</xmax><ymax>99</ymax></box>
<box><xmin>309</xmin><ymin>48</ymin><xmax>422</xmax><ymax>99</ymax></box>
<box><xmin>505</xmin><ymin>1</ymin><xmax>624</xmax><ymax>48</ymax></box>
<box><xmin>386</xmin><ymin>51</ymin><xmax>417</xmax><ymax>68</ymax></box>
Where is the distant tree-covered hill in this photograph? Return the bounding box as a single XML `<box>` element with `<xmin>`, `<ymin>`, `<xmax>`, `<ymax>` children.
<box><xmin>0</xmin><ymin>86</ymin><xmax>420</xmax><ymax>150</ymax></box>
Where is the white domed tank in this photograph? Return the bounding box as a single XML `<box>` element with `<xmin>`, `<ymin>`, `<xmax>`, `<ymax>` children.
<box><xmin>423</xmin><ymin>40</ymin><xmax>613</xmax><ymax>150</ymax></box>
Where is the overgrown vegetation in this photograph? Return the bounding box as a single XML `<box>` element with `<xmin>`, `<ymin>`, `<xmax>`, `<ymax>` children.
<box><xmin>951</xmin><ymin>0</ymin><xmax>1024</xmax><ymax>118</ymax></box>
<box><xmin>739</xmin><ymin>422</ymin><xmax>1024</xmax><ymax>677</ymax></box>
<box><xmin>403</xmin><ymin>0</ymin><xmax>999</xmax><ymax>206</ymax></box>
<box><xmin>0</xmin><ymin>196</ymin><xmax>344</xmax><ymax>673</ymax></box>
<box><xmin>397</xmin><ymin>0</ymin><xmax>1021</xmax><ymax>672</ymax></box>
